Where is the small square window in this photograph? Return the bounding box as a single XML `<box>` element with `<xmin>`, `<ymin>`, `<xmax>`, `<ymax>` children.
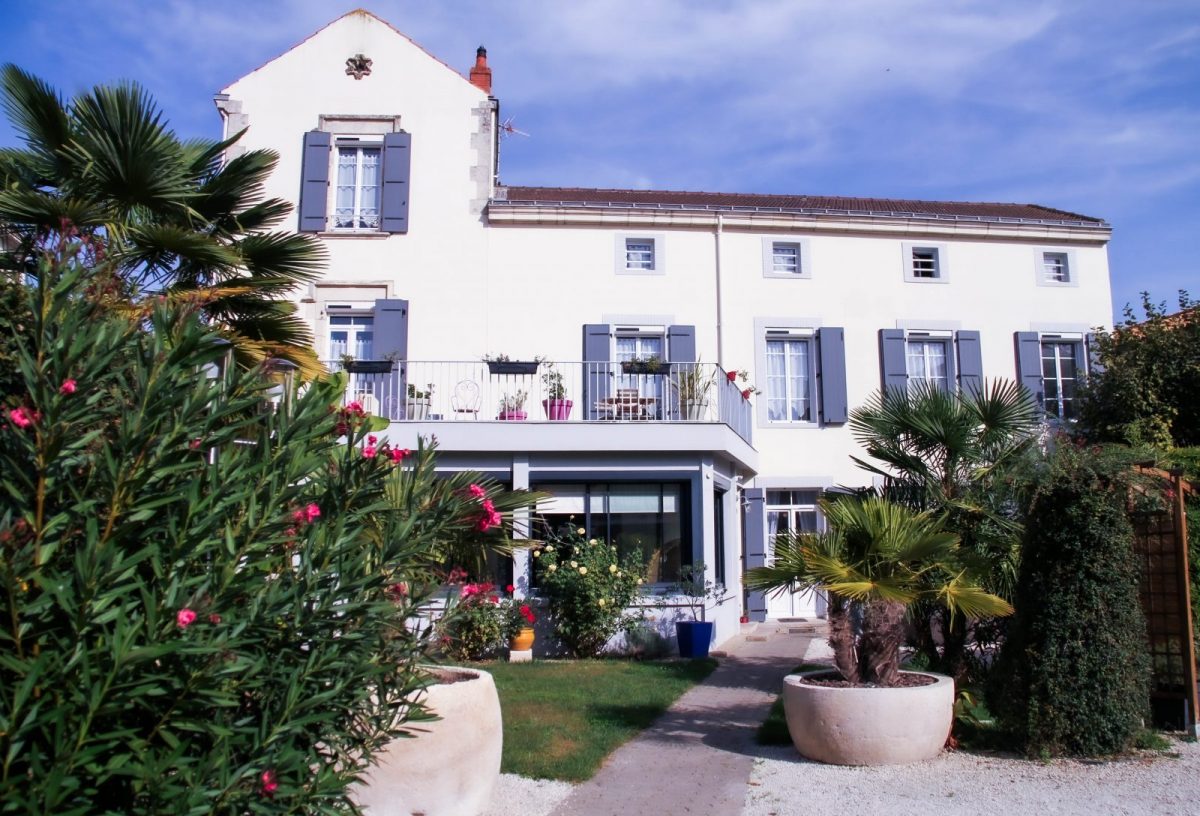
<box><xmin>902</xmin><ymin>243</ymin><xmax>948</xmax><ymax>282</ymax></box>
<box><xmin>911</xmin><ymin>248</ymin><xmax>939</xmax><ymax>278</ymax></box>
<box><xmin>1044</xmin><ymin>252</ymin><xmax>1071</xmax><ymax>284</ymax></box>
<box><xmin>772</xmin><ymin>243</ymin><xmax>800</xmax><ymax>275</ymax></box>
<box><xmin>625</xmin><ymin>239</ymin><xmax>655</xmax><ymax>271</ymax></box>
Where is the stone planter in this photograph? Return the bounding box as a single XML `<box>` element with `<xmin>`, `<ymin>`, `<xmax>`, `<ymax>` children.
<box><xmin>681</xmin><ymin>399</ymin><xmax>709</xmax><ymax>421</ymax></box>
<box><xmin>781</xmin><ymin>670</ymin><xmax>953</xmax><ymax>766</ymax></box>
<box><xmin>354</xmin><ymin>666</ymin><xmax>503</xmax><ymax>816</ymax></box>
<box><xmin>405</xmin><ymin>398</ymin><xmax>430</xmax><ymax>420</ymax></box>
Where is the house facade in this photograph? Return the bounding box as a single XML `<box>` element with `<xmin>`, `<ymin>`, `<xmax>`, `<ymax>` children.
<box><xmin>214</xmin><ymin>10</ymin><xmax>1114</xmax><ymax>649</ymax></box>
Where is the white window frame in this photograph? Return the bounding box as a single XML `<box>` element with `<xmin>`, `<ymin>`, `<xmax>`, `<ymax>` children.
<box><xmin>761</xmin><ymin>238</ymin><xmax>812</xmax><ymax>279</ymax></box>
<box><xmin>330</xmin><ymin>138</ymin><xmax>383</xmax><ymax>232</ymax></box>
<box><xmin>902</xmin><ymin>242</ymin><xmax>949</xmax><ymax>283</ymax></box>
<box><xmin>614</xmin><ymin>233</ymin><xmax>666</xmax><ymax>276</ymax></box>
<box><xmin>904</xmin><ymin>332</ymin><xmax>953</xmax><ymax>391</ymax></box>
<box><xmin>1034</xmin><ymin>247</ymin><xmax>1078</xmax><ymax>288</ymax></box>
<box><xmin>753</xmin><ymin>318</ymin><xmax>822</xmax><ymax>429</ymax></box>
<box><xmin>1039</xmin><ymin>333</ymin><xmax>1083</xmax><ymax>420</ymax></box>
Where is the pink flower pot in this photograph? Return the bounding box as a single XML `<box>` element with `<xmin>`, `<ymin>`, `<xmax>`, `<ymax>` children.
<box><xmin>542</xmin><ymin>399</ymin><xmax>573</xmax><ymax>420</ymax></box>
<box><xmin>497</xmin><ymin>410</ymin><xmax>527</xmax><ymax>421</ymax></box>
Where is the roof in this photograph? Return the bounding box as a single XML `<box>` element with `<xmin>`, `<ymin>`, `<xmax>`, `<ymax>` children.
<box><xmin>495</xmin><ymin>186</ymin><xmax>1106</xmax><ymax>227</ymax></box>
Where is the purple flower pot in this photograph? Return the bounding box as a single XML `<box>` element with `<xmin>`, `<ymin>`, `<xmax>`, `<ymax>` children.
<box><xmin>542</xmin><ymin>399</ymin><xmax>573</xmax><ymax>420</ymax></box>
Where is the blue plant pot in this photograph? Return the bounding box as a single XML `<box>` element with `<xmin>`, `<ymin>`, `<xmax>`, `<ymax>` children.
<box><xmin>675</xmin><ymin>620</ymin><xmax>714</xmax><ymax>659</ymax></box>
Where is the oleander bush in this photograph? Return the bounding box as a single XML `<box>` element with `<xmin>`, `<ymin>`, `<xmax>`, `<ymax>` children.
<box><xmin>0</xmin><ymin>242</ymin><xmax>527</xmax><ymax>813</ymax></box>
<box><xmin>531</xmin><ymin>527</ymin><xmax>644</xmax><ymax>657</ymax></box>
<box><xmin>989</xmin><ymin>442</ymin><xmax>1151</xmax><ymax>757</ymax></box>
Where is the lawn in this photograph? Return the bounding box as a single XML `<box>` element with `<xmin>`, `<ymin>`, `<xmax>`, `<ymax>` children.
<box><xmin>482</xmin><ymin>658</ymin><xmax>717</xmax><ymax>781</ymax></box>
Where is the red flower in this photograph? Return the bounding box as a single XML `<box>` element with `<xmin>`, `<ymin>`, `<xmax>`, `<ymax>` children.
<box><xmin>388</xmin><ymin>447</ymin><xmax>410</xmax><ymax>464</ymax></box>
<box><xmin>8</xmin><ymin>407</ymin><xmax>33</xmax><ymax>429</ymax></box>
<box><xmin>304</xmin><ymin>503</ymin><xmax>320</xmax><ymax>522</ymax></box>
<box><xmin>59</xmin><ymin>379</ymin><xmax>77</xmax><ymax>395</ymax></box>
<box><xmin>468</xmin><ymin>484</ymin><xmax>486</xmax><ymax>498</ymax></box>
<box><xmin>208</xmin><ymin>613</ymin><xmax>222</xmax><ymax>624</ymax></box>
<box><xmin>726</xmin><ymin>370</ymin><xmax>738</xmax><ymax>382</ymax></box>
<box><xmin>505</xmin><ymin>584</ymin><xmax>515</xmax><ymax>594</ymax></box>
<box><xmin>260</xmin><ymin>769</ymin><xmax>278</xmax><ymax>797</ymax></box>
<box><xmin>520</xmin><ymin>604</ymin><xmax>536</xmax><ymax>624</ymax></box>
<box><xmin>741</xmin><ymin>389</ymin><xmax>751</xmax><ymax>400</ymax></box>
<box><xmin>176</xmin><ymin>608</ymin><xmax>197</xmax><ymax>629</ymax></box>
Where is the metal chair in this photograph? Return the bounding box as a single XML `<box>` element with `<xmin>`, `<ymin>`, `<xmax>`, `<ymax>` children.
<box><xmin>451</xmin><ymin>380</ymin><xmax>480</xmax><ymax>420</ymax></box>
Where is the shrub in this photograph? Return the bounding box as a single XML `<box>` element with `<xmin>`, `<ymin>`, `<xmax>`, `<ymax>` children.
<box><xmin>0</xmin><ymin>245</ymin><xmax>527</xmax><ymax>812</ymax></box>
<box><xmin>531</xmin><ymin>527</ymin><xmax>644</xmax><ymax>657</ymax></box>
<box><xmin>437</xmin><ymin>581</ymin><xmax>506</xmax><ymax>661</ymax></box>
<box><xmin>989</xmin><ymin>442</ymin><xmax>1151</xmax><ymax>756</ymax></box>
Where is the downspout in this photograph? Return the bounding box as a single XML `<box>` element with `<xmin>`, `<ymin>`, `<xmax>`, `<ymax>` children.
<box><xmin>714</xmin><ymin>212</ymin><xmax>725</xmax><ymax>366</ymax></box>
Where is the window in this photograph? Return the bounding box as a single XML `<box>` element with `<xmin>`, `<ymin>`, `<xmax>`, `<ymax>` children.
<box><xmin>1041</xmin><ymin>340</ymin><xmax>1079</xmax><ymax>420</ymax></box>
<box><xmin>1035</xmin><ymin>249</ymin><xmax>1076</xmax><ymax>286</ymax></box>
<box><xmin>761</xmin><ymin>238</ymin><xmax>812</xmax><ymax>279</ymax></box>
<box><xmin>766</xmin><ymin>490</ymin><xmax>821</xmax><ymax>542</ymax></box>
<box><xmin>328</xmin><ymin>313</ymin><xmax>374</xmax><ymax>361</ymax></box>
<box><xmin>614</xmin><ymin>233</ymin><xmax>665</xmax><ymax>275</ymax></box>
<box><xmin>333</xmin><ymin>143</ymin><xmax>381</xmax><ymax>230</ymax></box>
<box><xmin>906</xmin><ymin>338</ymin><xmax>950</xmax><ymax>391</ymax></box>
<box><xmin>625</xmin><ymin>239</ymin><xmax>654</xmax><ymax>270</ymax></box>
<box><xmin>765</xmin><ymin>334</ymin><xmax>814</xmax><ymax>422</ymax></box>
<box><xmin>533</xmin><ymin>483</ymin><xmax>689</xmax><ymax>583</ymax></box>
<box><xmin>903</xmin><ymin>242</ymin><xmax>948</xmax><ymax>282</ymax></box>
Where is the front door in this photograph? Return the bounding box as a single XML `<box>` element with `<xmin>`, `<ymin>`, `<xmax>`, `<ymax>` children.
<box><xmin>765</xmin><ymin>489</ymin><xmax>826</xmax><ymax>619</ymax></box>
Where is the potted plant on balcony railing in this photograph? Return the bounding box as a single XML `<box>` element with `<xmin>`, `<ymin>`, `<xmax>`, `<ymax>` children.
<box><xmin>620</xmin><ymin>355</ymin><xmax>663</xmax><ymax>375</ymax></box>
<box><xmin>672</xmin><ymin>361</ymin><xmax>715</xmax><ymax>421</ymax></box>
<box><xmin>497</xmin><ymin>390</ymin><xmax>528</xmax><ymax>421</ymax></box>
<box><xmin>540</xmin><ymin>362</ymin><xmax>573</xmax><ymax>420</ymax></box>
<box><xmin>405</xmin><ymin>382</ymin><xmax>434</xmax><ymax>420</ymax></box>
<box><xmin>484</xmin><ymin>353</ymin><xmax>542</xmax><ymax>376</ymax></box>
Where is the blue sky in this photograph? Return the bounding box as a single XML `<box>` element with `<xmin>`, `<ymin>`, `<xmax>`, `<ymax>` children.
<box><xmin>3</xmin><ymin>0</ymin><xmax>1197</xmax><ymax>321</ymax></box>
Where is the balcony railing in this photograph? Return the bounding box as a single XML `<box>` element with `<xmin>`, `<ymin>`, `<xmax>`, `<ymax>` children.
<box><xmin>324</xmin><ymin>360</ymin><xmax>753</xmax><ymax>444</ymax></box>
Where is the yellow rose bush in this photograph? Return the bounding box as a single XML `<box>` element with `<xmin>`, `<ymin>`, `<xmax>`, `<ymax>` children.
<box><xmin>531</xmin><ymin>527</ymin><xmax>644</xmax><ymax>656</ymax></box>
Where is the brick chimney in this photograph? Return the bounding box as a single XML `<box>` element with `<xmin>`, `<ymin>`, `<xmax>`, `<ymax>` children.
<box><xmin>469</xmin><ymin>45</ymin><xmax>492</xmax><ymax>94</ymax></box>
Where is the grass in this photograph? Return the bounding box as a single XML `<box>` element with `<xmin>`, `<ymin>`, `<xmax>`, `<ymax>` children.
<box><xmin>756</xmin><ymin>663</ymin><xmax>829</xmax><ymax>745</ymax></box>
<box><xmin>482</xmin><ymin>657</ymin><xmax>717</xmax><ymax>781</ymax></box>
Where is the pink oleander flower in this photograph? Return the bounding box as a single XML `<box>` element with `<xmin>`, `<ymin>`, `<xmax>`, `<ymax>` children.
<box><xmin>368</xmin><ymin>434</ymin><xmax>377</xmax><ymax>445</ymax></box>
<box><xmin>304</xmin><ymin>503</ymin><xmax>320</xmax><ymax>522</ymax></box>
<box><xmin>292</xmin><ymin>509</ymin><xmax>306</xmax><ymax>524</ymax></box>
<box><xmin>59</xmin><ymin>379</ymin><xmax>77</xmax><ymax>395</ymax></box>
<box><xmin>347</xmin><ymin>401</ymin><xmax>364</xmax><ymax>414</ymax></box>
<box><xmin>363</xmin><ymin>445</ymin><xmax>377</xmax><ymax>458</ymax></box>
<box><xmin>388</xmin><ymin>447</ymin><xmax>409</xmax><ymax>464</ymax></box>
<box><xmin>468</xmin><ymin>483</ymin><xmax>486</xmax><ymax>498</ymax></box>
<box><xmin>189</xmin><ymin>438</ymin><xmax>202</xmax><ymax>450</ymax></box>
<box><xmin>8</xmin><ymin>407</ymin><xmax>33</xmax><ymax>429</ymax></box>
<box><xmin>208</xmin><ymin>613</ymin><xmax>222</xmax><ymax>624</ymax></box>
<box><xmin>482</xmin><ymin>499</ymin><xmax>495</xmax><ymax>513</ymax></box>
<box><xmin>176</xmin><ymin>608</ymin><xmax>197</xmax><ymax>629</ymax></box>
<box><xmin>260</xmin><ymin>769</ymin><xmax>278</xmax><ymax>797</ymax></box>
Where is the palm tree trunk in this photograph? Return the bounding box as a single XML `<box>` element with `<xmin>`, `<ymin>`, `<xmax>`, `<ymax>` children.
<box><xmin>826</xmin><ymin>596</ymin><xmax>860</xmax><ymax>684</ymax></box>
<box><xmin>859</xmin><ymin>599</ymin><xmax>906</xmax><ymax>686</ymax></box>
<box><xmin>939</xmin><ymin>609</ymin><xmax>970</xmax><ymax>682</ymax></box>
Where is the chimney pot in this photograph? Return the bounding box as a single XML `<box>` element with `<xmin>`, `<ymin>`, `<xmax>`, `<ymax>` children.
<box><xmin>470</xmin><ymin>45</ymin><xmax>492</xmax><ymax>94</ymax></box>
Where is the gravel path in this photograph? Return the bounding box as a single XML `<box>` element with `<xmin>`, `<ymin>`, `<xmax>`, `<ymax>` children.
<box><xmin>481</xmin><ymin>773</ymin><xmax>574</xmax><ymax>816</ymax></box>
<box><xmin>744</xmin><ymin>739</ymin><xmax>1200</xmax><ymax>816</ymax></box>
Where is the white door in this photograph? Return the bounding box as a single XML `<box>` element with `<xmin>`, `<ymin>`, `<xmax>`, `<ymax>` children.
<box><xmin>765</xmin><ymin>490</ymin><xmax>826</xmax><ymax>619</ymax></box>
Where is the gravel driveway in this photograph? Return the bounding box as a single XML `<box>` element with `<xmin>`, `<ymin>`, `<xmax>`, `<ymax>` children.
<box><xmin>744</xmin><ymin>738</ymin><xmax>1200</xmax><ymax>816</ymax></box>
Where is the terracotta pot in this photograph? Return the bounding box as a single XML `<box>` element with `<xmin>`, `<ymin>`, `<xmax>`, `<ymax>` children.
<box><xmin>781</xmin><ymin>670</ymin><xmax>953</xmax><ymax>765</ymax></box>
<box><xmin>353</xmin><ymin>666</ymin><xmax>503</xmax><ymax>816</ymax></box>
<box><xmin>509</xmin><ymin>627</ymin><xmax>535</xmax><ymax>651</ymax></box>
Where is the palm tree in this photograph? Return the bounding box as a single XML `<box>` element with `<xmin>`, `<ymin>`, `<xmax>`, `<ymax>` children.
<box><xmin>0</xmin><ymin>64</ymin><xmax>327</xmax><ymax>377</ymax></box>
<box><xmin>848</xmin><ymin>379</ymin><xmax>1041</xmax><ymax>678</ymax></box>
<box><xmin>745</xmin><ymin>495</ymin><xmax>1013</xmax><ymax>686</ymax></box>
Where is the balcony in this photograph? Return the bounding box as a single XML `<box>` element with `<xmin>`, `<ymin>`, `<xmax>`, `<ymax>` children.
<box><xmin>325</xmin><ymin>360</ymin><xmax>754</xmax><ymax>446</ymax></box>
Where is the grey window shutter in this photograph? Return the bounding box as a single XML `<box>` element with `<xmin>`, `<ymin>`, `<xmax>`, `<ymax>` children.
<box><xmin>956</xmin><ymin>330</ymin><xmax>984</xmax><ymax>396</ymax></box>
<box><xmin>817</xmin><ymin>327</ymin><xmax>848</xmax><ymax>423</ymax></box>
<box><xmin>381</xmin><ymin>132</ymin><xmax>411</xmax><ymax>233</ymax></box>
<box><xmin>667</xmin><ymin>325</ymin><xmax>696</xmax><ymax>363</ymax></box>
<box><xmin>1085</xmin><ymin>332</ymin><xmax>1104</xmax><ymax>376</ymax></box>
<box><xmin>299</xmin><ymin>131</ymin><xmax>331</xmax><ymax>232</ymax></box>
<box><xmin>582</xmin><ymin>324</ymin><xmax>612</xmax><ymax>420</ymax></box>
<box><xmin>374</xmin><ymin>298</ymin><xmax>409</xmax><ymax>420</ymax></box>
<box><xmin>1014</xmin><ymin>332</ymin><xmax>1044</xmax><ymax>406</ymax></box>
<box><xmin>743</xmin><ymin>488</ymin><xmax>768</xmax><ymax>622</ymax></box>
<box><xmin>879</xmin><ymin>329</ymin><xmax>908</xmax><ymax>392</ymax></box>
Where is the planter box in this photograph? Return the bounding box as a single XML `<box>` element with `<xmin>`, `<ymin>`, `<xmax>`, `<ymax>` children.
<box><xmin>621</xmin><ymin>361</ymin><xmax>664</xmax><ymax>375</ymax></box>
<box><xmin>542</xmin><ymin>399</ymin><xmax>573</xmax><ymax>420</ymax></box>
<box><xmin>344</xmin><ymin>360</ymin><xmax>395</xmax><ymax>374</ymax></box>
<box><xmin>675</xmin><ymin>620</ymin><xmax>714</xmax><ymax>659</ymax></box>
<box><xmin>487</xmin><ymin>361</ymin><xmax>539</xmax><ymax>375</ymax></box>
<box><xmin>781</xmin><ymin>670</ymin><xmax>953</xmax><ymax>765</ymax></box>
<box><xmin>680</xmin><ymin>399</ymin><xmax>709</xmax><ymax>421</ymax></box>
<box><xmin>405</xmin><ymin>399</ymin><xmax>431</xmax><ymax>420</ymax></box>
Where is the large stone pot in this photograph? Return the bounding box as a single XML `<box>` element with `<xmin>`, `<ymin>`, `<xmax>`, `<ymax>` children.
<box><xmin>782</xmin><ymin>670</ymin><xmax>953</xmax><ymax>765</ymax></box>
<box><xmin>354</xmin><ymin>666</ymin><xmax>503</xmax><ymax>816</ymax></box>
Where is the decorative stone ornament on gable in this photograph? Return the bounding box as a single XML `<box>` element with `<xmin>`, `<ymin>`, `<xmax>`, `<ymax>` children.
<box><xmin>345</xmin><ymin>54</ymin><xmax>372</xmax><ymax>80</ymax></box>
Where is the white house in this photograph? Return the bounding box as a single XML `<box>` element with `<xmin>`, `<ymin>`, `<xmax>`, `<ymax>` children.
<box><xmin>214</xmin><ymin>10</ymin><xmax>1113</xmax><ymax>650</ymax></box>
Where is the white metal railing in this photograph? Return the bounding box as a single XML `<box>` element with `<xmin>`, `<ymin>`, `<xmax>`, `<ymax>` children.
<box><xmin>323</xmin><ymin>360</ymin><xmax>753</xmax><ymax>444</ymax></box>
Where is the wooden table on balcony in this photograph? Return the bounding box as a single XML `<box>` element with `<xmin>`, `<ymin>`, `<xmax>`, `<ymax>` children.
<box><xmin>595</xmin><ymin>391</ymin><xmax>657</xmax><ymax>421</ymax></box>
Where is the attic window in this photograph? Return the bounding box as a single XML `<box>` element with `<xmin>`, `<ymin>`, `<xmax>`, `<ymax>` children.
<box><xmin>345</xmin><ymin>54</ymin><xmax>373</xmax><ymax>80</ymax></box>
